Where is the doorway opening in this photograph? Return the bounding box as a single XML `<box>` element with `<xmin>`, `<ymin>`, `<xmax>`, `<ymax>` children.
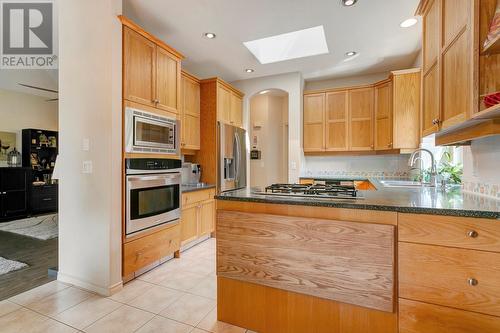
<box><xmin>249</xmin><ymin>89</ymin><xmax>289</xmax><ymax>188</ymax></box>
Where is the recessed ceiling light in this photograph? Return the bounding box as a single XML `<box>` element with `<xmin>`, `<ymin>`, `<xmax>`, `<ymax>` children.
<box><xmin>341</xmin><ymin>0</ymin><xmax>358</xmax><ymax>6</ymax></box>
<box><xmin>243</xmin><ymin>26</ymin><xmax>329</xmax><ymax>64</ymax></box>
<box><xmin>259</xmin><ymin>90</ymin><xmax>270</xmax><ymax>95</ymax></box>
<box><xmin>204</xmin><ymin>32</ymin><xmax>216</xmax><ymax>39</ymax></box>
<box><xmin>400</xmin><ymin>18</ymin><xmax>418</xmax><ymax>28</ymax></box>
<box><xmin>245</xmin><ymin>69</ymin><xmax>254</xmax><ymax>73</ymax></box>
<box><xmin>345</xmin><ymin>51</ymin><xmax>357</xmax><ymax>57</ymax></box>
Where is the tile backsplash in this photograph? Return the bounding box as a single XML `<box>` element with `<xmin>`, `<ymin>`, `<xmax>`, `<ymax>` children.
<box><xmin>463</xmin><ymin>181</ymin><xmax>500</xmax><ymax>200</ymax></box>
<box><xmin>302</xmin><ymin>155</ymin><xmax>412</xmax><ymax>179</ymax></box>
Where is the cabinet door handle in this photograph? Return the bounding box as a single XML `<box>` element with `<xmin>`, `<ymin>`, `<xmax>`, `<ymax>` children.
<box><xmin>42</xmin><ymin>198</ymin><xmax>53</xmax><ymax>201</ymax></box>
<box><xmin>467</xmin><ymin>278</ymin><xmax>478</xmax><ymax>286</ymax></box>
<box><xmin>467</xmin><ymin>230</ymin><xmax>479</xmax><ymax>238</ymax></box>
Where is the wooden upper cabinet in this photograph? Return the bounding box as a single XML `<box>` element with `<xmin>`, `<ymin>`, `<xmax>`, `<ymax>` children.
<box><xmin>217</xmin><ymin>85</ymin><xmax>231</xmax><ymax>124</ymax></box>
<box><xmin>442</xmin><ymin>0</ymin><xmax>469</xmax><ymax>46</ymax></box>
<box><xmin>230</xmin><ymin>93</ymin><xmax>243</xmax><ymax>128</ymax></box>
<box><xmin>181</xmin><ymin>72</ymin><xmax>200</xmax><ymax>150</ymax></box>
<box><xmin>392</xmin><ymin>70</ymin><xmax>421</xmax><ymax>149</ymax></box>
<box><xmin>303</xmin><ymin>93</ymin><xmax>325</xmax><ymax>152</ymax></box>
<box><xmin>123</xmin><ymin>27</ymin><xmax>156</xmax><ymax>107</ymax></box>
<box><xmin>423</xmin><ymin>0</ymin><xmax>440</xmax><ymax>72</ymax></box>
<box><xmin>374</xmin><ymin>81</ymin><xmax>393</xmax><ymax>150</ymax></box>
<box><xmin>422</xmin><ymin>65</ymin><xmax>440</xmax><ymax>136</ymax></box>
<box><xmin>156</xmin><ymin>46</ymin><xmax>180</xmax><ymax>113</ymax></box>
<box><xmin>325</xmin><ymin>91</ymin><xmax>348</xmax><ymax>151</ymax></box>
<box><xmin>349</xmin><ymin>87</ymin><xmax>374</xmax><ymax>151</ymax></box>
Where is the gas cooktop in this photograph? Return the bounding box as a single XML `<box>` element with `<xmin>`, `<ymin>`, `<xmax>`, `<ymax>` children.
<box><xmin>254</xmin><ymin>183</ymin><xmax>361</xmax><ymax>199</ymax></box>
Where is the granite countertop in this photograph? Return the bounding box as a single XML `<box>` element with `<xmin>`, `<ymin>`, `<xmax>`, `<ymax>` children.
<box><xmin>216</xmin><ymin>178</ymin><xmax>500</xmax><ymax>219</ymax></box>
<box><xmin>181</xmin><ymin>183</ymin><xmax>216</xmax><ymax>193</ymax></box>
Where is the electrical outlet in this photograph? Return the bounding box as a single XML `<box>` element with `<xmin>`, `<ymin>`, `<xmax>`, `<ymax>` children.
<box><xmin>82</xmin><ymin>160</ymin><xmax>93</xmax><ymax>174</ymax></box>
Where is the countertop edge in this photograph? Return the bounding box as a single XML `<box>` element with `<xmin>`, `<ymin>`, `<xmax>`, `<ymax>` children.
<box><xmin>215</xmin><ymin>195</ymin><xmax>500</xmax><ymax>219</ymax></box>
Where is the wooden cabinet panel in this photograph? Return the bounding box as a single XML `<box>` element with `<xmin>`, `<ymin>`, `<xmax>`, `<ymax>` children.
<box><xmin>199</xmin><ymin>200</ymin><xmax>215</xmax><ymax>235</ymax></box>
<box><xmin>182</xmin><ymin>188</ymin><xmax>215</xmax><ymax>207</ymax></box>
<box><xmin>325</xmin><ymin>91</ymin><xmax>348</xmax><ymax>151</ymax></box>
<box><xmin>181</xmin><ymin>73</ymin><xmax>200</xmax><ymax>150</ymax></box>
<box><xmin>442</xmin><ymin>31</ymin><xmax>469</xmax><ymax>128</ymax></box>
<box><xmin>423</xmin><ymin>0</ymin><xmax>440</xmax><ymax>72</ymax></box>
<box><xmin>181</xmin><ymin>205</ymin><xmax>198</xmax><ymax>244</ymax></box>
<box><xmin>374</xmin><ymin>82</ymin><xmax>392</xmax><ymax>150</ymax></box>
<box><xmin>304</xmin><ymin>93</ymin><xmax>325</xmax><ymax>151</ymax></box>
<box><xmin>349</xmin><ymin>88</ymin><xmax>374</xmax><ymax>150</ymax></box>
<box><xmin>392</xmin><ymin>71</ymin><xmax>420</xmax><ymax>149</ymax></box>
<box><xmin>156</xmin><ymin>46</ymin><xmax>180</xmax><ymax>113</ymax></box>
<box><xmin>217</xmin><ymin>85</ymin><xmax>231</xmax><ymax>123</ymax></box>
<box><xmin>399</xmin><ymin>242</ymin><xmax>500</xmax><ymax>317</ymax></box>
<box><xmin>399</xmin><ymin>213</ymin><xmax>500</xmax><ymax>252</ymax></box>
<box><xmin>422</xmin><ymin>65</ymin><xmax>440</xmax><ymax>136</ymax></box>
<box><xmin>442</xmin><ymin>0</ymin><xmax>469</xmax><ymax>46</ymax></box>
<box><xmin>230</xmin><ymin>93</ymin><xmax>243</xmax><ymax>127</ymax></box>
<box><xmin>123</xmin><ymin>224</ymin><xmax>180</xmax><ymax>276</ymax></box>
<box><xmin>217</xmin><ymin>210</ymin><xmax>395</xmax><ymax>312</ymax></box>
<box><xmin>399</xmin><ymin>298</ymin><xmax>500</xmax><ymax>333</ymax></box>
<box><xmin>123</xmin><ymin>27</ymin><xmax>156</xmax><ymax>107</ymax></box>
<box><xmin>182</xmin><ymin>74</ymin><xmax>200</xmax><ymax>116</ymax></box>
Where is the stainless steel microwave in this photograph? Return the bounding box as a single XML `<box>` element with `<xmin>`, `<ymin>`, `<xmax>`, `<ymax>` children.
<box><xmin>125</xmin><ymin>107</ymin><xmax>179</xmax><ymax>155</ymax></box>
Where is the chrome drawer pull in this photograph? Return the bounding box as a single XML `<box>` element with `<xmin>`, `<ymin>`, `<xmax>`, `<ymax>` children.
<box><xmin>467</xmin><ymin>230</ymin><xmax>479</xmax><ymax>238</ymax></box>
<box><xmin>467</xmin><ymin>278</ymin><xmax>478</xmax><ymax>286</ymax></box>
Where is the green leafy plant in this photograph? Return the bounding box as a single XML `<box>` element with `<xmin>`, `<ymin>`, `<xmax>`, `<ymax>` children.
<box><xmin>438</xmin><ymin>151</ymin><xmax>463</xmax><ymax>184</ymax></box>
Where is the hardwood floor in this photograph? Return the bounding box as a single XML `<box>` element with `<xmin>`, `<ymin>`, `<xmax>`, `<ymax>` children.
<box><xmin>0</xmin><ymin>230</ymin><xmax>57</xmax><ymax>301</ymax></box>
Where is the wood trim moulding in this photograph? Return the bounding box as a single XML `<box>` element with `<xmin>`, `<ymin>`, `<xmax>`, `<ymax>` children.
<box><xmin>415</xmin><ymin>0</ymin><xmax>432</xmax><ymax>16</ymax></box>
<box><xmin>304</xmin><ymin>82</ymin><xmax>377</xmax><ymax>95</ymax></box>
<box><xmin>118</xmin><ymin>15</ymin><xmax>185</xmax><ymax>60</ymax></box>
<box><xmin>200</xmin><ymin>77</ymin><xmax>244</xmax><ymax>97</ymax></box>
<box><xmin>391</xmin><ymin>68</ymin><xmax>422</xmax><ymax>76</ymax></box>
<box><xmin>181</xmin><ymin>69</ymin><xmax>200</xmax><ymax>83</ymax></box>
<box><xmin>435</xmin><ymin>119</ymin><xmax>500</xmax><ymax>146</ymax></box>
<box><xmin>304</xmin><ymin>149</ymin><xmax>403</xmax><ymax>156</ymax></box>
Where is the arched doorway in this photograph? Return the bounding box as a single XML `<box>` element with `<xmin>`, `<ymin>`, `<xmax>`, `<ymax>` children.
<box><xmin>249</xmin><ymin>89</ymin><xmax>289</xmax><ymax>188</ymax></box>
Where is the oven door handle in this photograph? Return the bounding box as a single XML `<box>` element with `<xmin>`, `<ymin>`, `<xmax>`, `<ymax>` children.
<box><xmin>127</xmin><ymin>174</ymin><xmax>179</xmax><ymax>182</ymax></box>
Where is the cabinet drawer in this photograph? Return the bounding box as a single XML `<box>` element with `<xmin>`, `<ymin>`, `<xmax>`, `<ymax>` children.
<box><xmin>399</xmin><ymin>213</ymin><xmax>500</xmax><ymax>252</ymax></box>
<box><xmin>399</xmin><ymin>298</ymin><xmax>500</xmax><ymax>333</ymax></box>
<box><xmin>399</xmin><ymin>242</ymin><xmax>500</xmax><ymax>316</ymax></box>
<box><xmin>123</xmin><ymin>224</ymin><xmax>180</xmax><ymax>276</ymax></box>
<box><xmin>182</xmin><ymin>188</ymin><xmax>215</xmax><ymax>207</ymax></box>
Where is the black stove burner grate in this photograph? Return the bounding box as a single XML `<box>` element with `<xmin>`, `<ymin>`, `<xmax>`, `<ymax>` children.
<box><xmin>265</xmin><ymin>183</ymin><xmax>358</xmax><ymax>198</ymax></box>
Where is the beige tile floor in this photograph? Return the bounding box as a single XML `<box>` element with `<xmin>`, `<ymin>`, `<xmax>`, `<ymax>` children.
<box><xmin>0</xmin><ymin>238</ymin><xmax>255</xmax><ymax>333</ymax></box>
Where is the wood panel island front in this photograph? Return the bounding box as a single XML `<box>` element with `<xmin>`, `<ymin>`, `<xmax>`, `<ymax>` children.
<box><xmin>215</xmin><ymin>196</ymin><xmax>500</xmax><ymax>333</ymax></box>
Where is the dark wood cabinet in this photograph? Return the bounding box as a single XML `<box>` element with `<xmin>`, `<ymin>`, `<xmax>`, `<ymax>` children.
<box><xmin>0</xmin><ymin>168</ymin><xmax>29</xmax><ymax>220</ymax></box>
<box><xmin>30</xmin><ymin>184</ymin><xmax>58</xmax><ymax>213</ymax></box>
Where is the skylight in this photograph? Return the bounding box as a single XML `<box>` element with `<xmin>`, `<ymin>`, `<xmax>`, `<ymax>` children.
<box><xmin>243</xmin><ymin>26</ymin><xmax>329</xmax><ymax>64</ymax></box>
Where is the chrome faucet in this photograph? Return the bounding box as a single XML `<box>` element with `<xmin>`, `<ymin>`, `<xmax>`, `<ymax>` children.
<box><xmin>408</xmin><ymin>148</ymin><xmax>437</xmax><ymax>187</ymax></box>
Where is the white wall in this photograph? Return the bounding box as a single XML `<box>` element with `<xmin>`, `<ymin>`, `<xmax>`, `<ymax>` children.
<box><xmin>0</xmin><ymin>89</ymin><xmax>58</xmax><ymax>151</ymax></box>
<box><xmin>58</xmin><ymin>0</ymin><xmax>122</xmax><ymax>295</ymax></box>
<box><xmin>304</xmin><ymin>72</ymin><xmax>390</xmax><ymax>91</ymax></box>
<box><xmin>249</xmin><ymin>94</ymin><xmax>288</xmax><ymax>188</ymax></box>
<box><xmin>232</xmin><ymin>72</ymin><xmax>304</xmax><ymax>183</ymax></box>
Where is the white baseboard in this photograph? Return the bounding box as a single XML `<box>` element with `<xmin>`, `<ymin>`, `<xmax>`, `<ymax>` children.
<box><xmin>58</xmin><ymin>272</ymin><xmax>123</xmax><ymax>297</ymax></box>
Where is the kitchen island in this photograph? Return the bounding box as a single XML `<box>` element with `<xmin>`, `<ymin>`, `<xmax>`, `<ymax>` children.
<box><xmin>215</xmin><ymin>181</ymin><xmax>500</xmax><ymax>333</ymax></box>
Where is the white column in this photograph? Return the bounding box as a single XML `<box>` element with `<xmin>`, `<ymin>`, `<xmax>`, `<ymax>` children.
<box><xmin>58</xmin><ymin>0</ymin><xmax>122</xmax><ymax>295</ymax></box>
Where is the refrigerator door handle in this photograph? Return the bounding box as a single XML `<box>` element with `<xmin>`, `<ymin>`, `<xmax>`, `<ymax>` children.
<box><xmin>234</xmin><ymin>132</ymin><xmax>241</xmax><ymax>184</ymax></box>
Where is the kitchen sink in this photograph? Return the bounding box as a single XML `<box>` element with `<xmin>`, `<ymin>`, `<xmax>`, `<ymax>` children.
<box><xmin>379</xmin><ymin>180</ymin><xmax>432</xmax><ymax>188</ymax></box>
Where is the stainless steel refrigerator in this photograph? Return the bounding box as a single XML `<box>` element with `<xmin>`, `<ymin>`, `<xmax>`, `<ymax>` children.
<box><xmin>218</xmin><ymin>122</ymin><xmax>247</xmax><ymax>192</ymax></box>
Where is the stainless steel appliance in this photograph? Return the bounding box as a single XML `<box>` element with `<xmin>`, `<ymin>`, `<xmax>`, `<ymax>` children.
<box><xmin>218</xmin><ymin>123</ymin><xmax>247</xmax><ymax>192</ymax></box>
<box><xmin>254</xmin><ymin>182</ymin><xmax>363</xmax><ymax>200</ymax></box>
<box><xmin>181</xmin><ymin>163</ymin><xmax>201</xmax><ymax>185</ymax></box>
<box><xmin>125</xmin><ymin>158</ymin><xmax>181</xmax><ymax>237</ymax></box>
<box><xmin>125</xmin><ymin>107</ymin><xmax>179</xmax><ymax>155</ymax></box>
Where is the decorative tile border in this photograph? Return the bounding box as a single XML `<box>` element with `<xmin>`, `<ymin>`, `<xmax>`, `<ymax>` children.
<box><xmin>463</xmin><ymin>181</ymin><xmax>500</xmax><ymax>200</ymax></box>
<box><xmin>301</xmin><ymin>170</ymin><xmax>411</xmax><ymax>179</ymax></box>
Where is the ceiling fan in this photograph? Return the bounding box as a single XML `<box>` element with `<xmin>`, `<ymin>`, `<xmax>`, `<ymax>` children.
<box><xmin>18</xmin><ymin>83</ymin><xmax>58</xmax><ymax>101</ymax></box>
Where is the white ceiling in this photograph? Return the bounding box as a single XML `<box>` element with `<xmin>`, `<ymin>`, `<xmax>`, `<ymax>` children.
<box><xmin>0</xmin><ymin>69</ymin><xmax>58</xmax><ymax>98</ymax></box>
<box><xmin>123</xmin><ymin>0</ymin><xmax>422</xmax><ymax>82</ymax></box>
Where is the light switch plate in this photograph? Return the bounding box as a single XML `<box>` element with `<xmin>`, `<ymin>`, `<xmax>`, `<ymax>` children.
<box><xmin>82</xmin><ymin>160</ymin><xmax>93</xmax><ymax>174</ymax></box>
<box><xmin>82</xmin><ymin>138</ymin><xmax>90</xmax><ymax>151</ymax></box>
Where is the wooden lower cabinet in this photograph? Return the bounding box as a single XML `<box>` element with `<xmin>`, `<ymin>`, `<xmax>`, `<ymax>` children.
<box><xmin>123</xmin><ymin>224</ymin><xmax>180</xmax><ymax>277</ymax></box>
<box><xmin>180</xmin><ymin>188</ymin><xmax>215</xmax><ymax>245</ymax></box>
<box><xmin>399</xmin><ymin>298</ymin><xmax>500</xmax><ymax>333</ymax></box>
